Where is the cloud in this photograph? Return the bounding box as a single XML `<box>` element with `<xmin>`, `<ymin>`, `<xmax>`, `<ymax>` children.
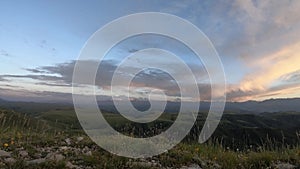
<box><xmin>0</xmin><ymin>77</ymin><xmax>8</xmax><ymax>82</ymax></box>
<box><xmin>10</xmin><ymin>60</ymin><xmax>117</xmax><ymax>87</ymax></box>
<box><xmin>0</xmin><ymin>49</ymin><xmax>13</xmax><ymax>57</ymax></box>
<box><xmin>227</xmin><ymin>82</ymin><xmax>300</xmax><ymax>101</ymax></box>
<box><xmin>226</xmin><ymin>87</ymin><xmax>259</xmax><ymax>101</ymax></box>
<box><xmin>35</xmin><ymin>82</ymin><xmax>72</xmax><ymax>87</ymax></box>
<box><xmin>39</xmin><ymin>40</ymin><xmax>47</xmax><ymax>48</ymax></box>
<box><xmin>160</xmin><ymin>0</ymin><xmax>196</xmax><ymax>14</ymax></box>
<box><xmin>1</xmin><ymin>58</ymin><xmax>213</xmax><ymax>101</ymax></box>
<box><xmin>129</xmin><ymin>69</ymin><xmax>180</xmax><ymax>96</ymax></box>
<box><xmin>238</xmin><ymin>42</ymin><xmax>300</xmax><ymax>92</ymax></box>
<box><xmin>227</xmin><ymin>41</ymin><xmax>300</xmax><ymax>101</ymax></box>
<box><xmin>2</xmin><ymin>74</ymin><xmax>63</xmax><ymax>82</ymax></box>
<box><xmin>0</xmin><ymin>87</ymin><xmax>72</xmax><ymax>103</ymax></box>
<box><xmin>0</xmin><ymin>84</ymin><xmax>23</xmax><ymax>88</ymax></box>
<box><xmin>280</xmin><ymin>70</ymin><xmax>300</xmax><ymax>83</ymax></box>
<box><xmin>161</xmin><ymin>0</ymin><xmax>300</xmax><ymax>61</ymax></box>
<box><xmin>232</xmin><ymin>0</ymin><xmax>300</xmax><ymax>55</ymax></box>
<box><xmin>128</xmin><ymin>49</ymin><xmax>139</xmax><ymax>53</ymax></box>
<box><xmin>24</xmin><ymin>68</ymin><xmax>48</xmax><ymax>74</ymax></box>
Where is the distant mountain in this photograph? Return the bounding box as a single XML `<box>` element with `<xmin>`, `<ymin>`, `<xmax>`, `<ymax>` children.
<box><xmin>0</xmin><ymin>97</ymin><xmax>72</xmax><ymax>114</ymax></box>
<box><xmin>225</xmin><ymin>98</ymin><xmax>300</xmax><ymax>113</ymax></box>
<box><xmin>0</xmin><ymin>97</ymin><xmax>299</xmax><ymax>114</ymax></box>
<box><xmin>0</xmin><ymin>98</ymin><xmax>7</xmax><ymax>103</ymax></box>
<box><xmin>98</xmin><ymin>98</ymin><xmax>300</xmax><ymax>114</ymax></box>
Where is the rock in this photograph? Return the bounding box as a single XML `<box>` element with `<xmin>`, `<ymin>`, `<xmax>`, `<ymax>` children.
<box><xmin>66</xmin><ymin>161</ymin><xmax>81</xmax><ymax>169</ymax></box>
<box><xmin>33</xmin><ymin>153</ymin><xmax>42</xmax><ymax>159</ymax></box>
<box><xmin>77</xmin><ymin>137</ymin><xmax>84</xmax><ymax>142</ymax></box>
<box><xmin>82</xmin><ymin>146</ymin><xmax>89</xmax><ymax>152</ymax></box>
<box><xmin>26</xmin><ymin>158</ymin><xmax>46</xmax><ymax>165</ymax></box>
<box><xmin>19</xmin><ymin>150</ymin><xmax>29</xmax><ymax>157</ymax></box>
<box><xmin>4</xmin><ymin>158</ymin><xmax>16</xmax><ymax>164</ymax></box>
<box><xmin>73</xmin><ymin>148</ymin><xmax>81</xmax><ymax>156</ymax></box>
<box><xmin>60</xmin><ymin>146</ymin><xmax>69</xmax><ymax>151</ymax></box>
<box><xmin>85</xmin><ymin>151</ymin><xmax>92</xmax><ymax>156</ymax></box>
<box><xmin>0</xmin><ymin>150</ymin><xmax>11</xmax><ymax>157</ymax></box>
<box><xmin>65</xmin><ymin>138</ymin><xmax>72</xmax><ymax>145</ymax></box>
<box><xmin>46</xmin><ymin>153</ymin><xmax>65</xmax><ymax>162</ymax></box>
<box><xmin>54</xmin><ymin>154</ymin><xmax>65</xmax><ymax>162</ymax></box>
<box><xmin>180</xmin><ymin>164</ymin><xmax>202</xmax><ymax>169</ymax></box>
<box><xmin>273</xmin><ymin>163</ymin><xmax>296</xmax><ymax>169</ymax></box>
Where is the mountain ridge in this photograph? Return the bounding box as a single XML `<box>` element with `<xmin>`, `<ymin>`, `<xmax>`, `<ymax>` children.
<box><xmin>1</xmin><ymin>97</ymin><xmax>299</xmax><ymax>114</ymax></box>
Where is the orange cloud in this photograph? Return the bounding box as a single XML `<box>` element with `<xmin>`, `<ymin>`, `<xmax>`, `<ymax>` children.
<box><xmin>230</xmin><ymin>41</ymin><xmax>300</xmax><ymax>101</ymax></box>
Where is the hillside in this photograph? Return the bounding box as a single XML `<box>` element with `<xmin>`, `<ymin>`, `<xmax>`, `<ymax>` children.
<box><xmin>0</xmin><ymin>109</ymin><xmax>299</xmax><ymax>168</ymax></box>
<box><xmin>0</xmin><ymin>99</ymin><xmax>299</xmax><ymax>168</ymax></box>
<box><xmin>21</xmin><ymin>108</ymin><xmax>300</xmax><ymax>149</ymax></box>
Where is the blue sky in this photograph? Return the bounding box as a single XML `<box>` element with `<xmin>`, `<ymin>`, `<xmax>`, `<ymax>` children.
<box><xmin>1</xmin><ymin>0</ymin><xmax>300</xmax><ymax>102</ymax></box>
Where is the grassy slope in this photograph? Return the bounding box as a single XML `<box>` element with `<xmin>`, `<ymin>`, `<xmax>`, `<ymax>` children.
<box><xmin>37</xmin><ymin>109</ymin><xmax>300</xmax><ymax>146</ymax></box>
<box><xmin>0</xmin><ymin>109</ymin><xmax>299</xmax><ymax>168</ymax></box>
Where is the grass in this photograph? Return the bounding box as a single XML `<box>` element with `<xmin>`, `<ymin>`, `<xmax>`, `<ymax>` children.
<box><xmin>0</xmin><ymin>109</ymin><xmax>299</xmax><ymax>168</ymax></box>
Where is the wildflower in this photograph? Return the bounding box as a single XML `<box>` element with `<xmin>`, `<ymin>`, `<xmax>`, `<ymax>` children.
<box><xmin>3</xmin><ymin>143</ymin><xmax>9</xmax><ymax>148</ymax></box>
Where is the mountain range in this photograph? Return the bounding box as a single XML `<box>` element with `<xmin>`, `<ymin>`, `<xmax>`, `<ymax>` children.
<box><xmin>1</xmin><ymin>97</ymin><xmax>299</xmax><ymax>114</ymax></box>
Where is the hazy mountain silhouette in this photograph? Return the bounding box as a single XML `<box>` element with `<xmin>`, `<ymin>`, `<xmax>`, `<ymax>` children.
<box><xmin>97</xmin><ymin>98</ymin><xmax>300</xmax><ymax>114</ymax></box>
<box><xmin>0</xmin><ymin>97</ymin><xmax>299</xmax><ymax>114</ymax></box>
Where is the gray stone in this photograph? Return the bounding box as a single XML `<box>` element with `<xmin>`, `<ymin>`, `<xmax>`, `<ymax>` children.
<box><xmin>4</xmin><ymin>158</ymin><xmax>16</xmax><ymax>164</ymax></box>
<box><xmin>46</xmin><ymin>153</ymin><xmax>65</xmax><ymax>162</ymax></box>
<box><xmin>66</xmin><ymin>161</ymin><xmax>81</xmax><ymax>169</ymax></box>
<box><xmin>0</xmin><ymin>150</ymin><xmax>11</xmax><ymax>157</ymax></box>
<box><xmin>76</xmin><ymin>137</ymin><xmax>84</xmax><ymax>142</ymax></box>
<box><xmin>60</xmin><ymin>146</ymin><xmax>69</xmax><ymax>151</ymax></box>
<box><xmin>65</xmin><ymin>138</ymin><xmax>72</xmax><ymax>145</ymax></box>
<box><xmin>85</xmin><ymin>151</ymin><xmax>92</xmax><ymax>156</ymax></box>
<box><xmin>273</xmin><ymin>163</ymin><xmax>296</xmax><ymax>169</ymax></box>
<box><xmin>19</xmin><ymin>150</ymin><xmax>29</xmax><ymax>157</ymax></box>
<box><xmin>26</xmin><ymin>158</ymin><xmax>46</xmax><ymax>165</ymax></box>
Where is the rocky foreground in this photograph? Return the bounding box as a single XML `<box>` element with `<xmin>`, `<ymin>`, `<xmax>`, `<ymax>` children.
<box><xmin>0</xmin><ymin>136</ymin><xmax>299</xmax><ymax>169</ymax></box>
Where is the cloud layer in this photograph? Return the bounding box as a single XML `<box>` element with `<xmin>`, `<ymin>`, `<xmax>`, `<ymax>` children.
<box><xmin>0</xmin><ymin>59</ymin><xmax>212</xmax><ymax>102</ymax></box>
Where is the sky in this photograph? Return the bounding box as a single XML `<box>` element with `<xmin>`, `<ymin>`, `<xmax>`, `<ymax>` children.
<box><xmin>0</xmin><ymin>0</ymin><xmax>300</xmax><ymax>102</ymax></box>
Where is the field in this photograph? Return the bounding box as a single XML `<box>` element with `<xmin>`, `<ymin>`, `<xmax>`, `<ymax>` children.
<box><xmin>0</xmin><ymin>106</ymin><xmax>299</xmax><ymax>169</ymax></box>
